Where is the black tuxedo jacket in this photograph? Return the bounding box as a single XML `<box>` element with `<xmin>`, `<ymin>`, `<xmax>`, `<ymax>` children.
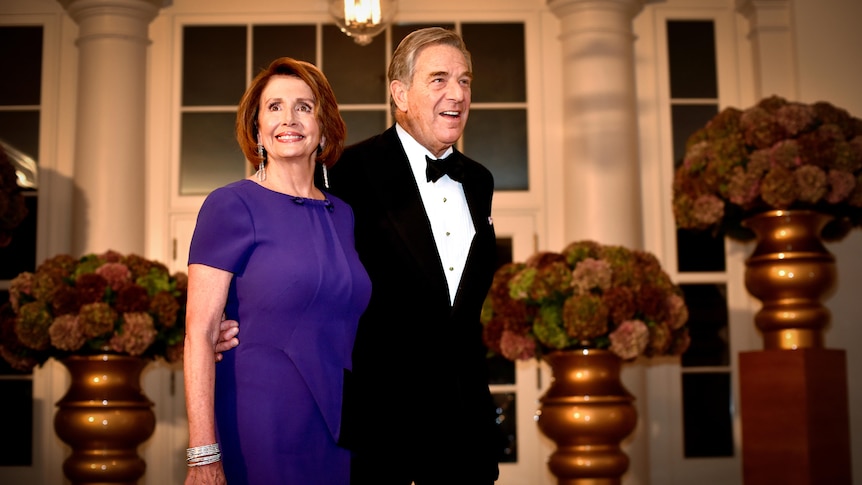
<box><xmin>327</xmin><ymin>125</ymin><xmax>500</xmax><ymax>479</ymax></box>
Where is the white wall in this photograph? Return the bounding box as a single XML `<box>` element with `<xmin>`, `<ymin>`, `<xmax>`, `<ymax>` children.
<box><xmin>793</xmin><ymin>0</ymin><xmax>862</xmax><ymax>477</ymax></box>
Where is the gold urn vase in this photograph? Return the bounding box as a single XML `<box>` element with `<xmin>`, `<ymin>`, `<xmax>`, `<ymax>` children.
<box><xmin>54</xmin><ymin>354</ymin><xmax>156</xmax><ymax>484</ymax></box>
<box><xmin>742</xmin><ymin>210</ymin><xmax>837</xmax><ymax>349</ymax></box>
<box><xmin>536</xmin><ymin>349</ymin><xmax>637</xmax><ymax>485</ymax></box>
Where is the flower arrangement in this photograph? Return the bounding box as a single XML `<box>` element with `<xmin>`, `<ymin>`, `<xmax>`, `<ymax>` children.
<box><xmin>672</xmin><ymin>95</ymin><xmax>862</xmax><ymax>241</ymax></box>
<box><xmin>0</xmin><ymin>142</ymin><xmax>28</xmax><ymax>247</ymax></box>
<box><xmin>673</xmin><ymin>96</ymin><xmax>862</xmax><ymax>240</ymax></box>
<box><xmin>481</xmin><ymin>240</ymin><xmax>690</xmax><ymax>362</ymax></box>
<box><xmin>0</xmin><ymin>250</ymin><xmax>187</xmax><ymax>372</ymax></box>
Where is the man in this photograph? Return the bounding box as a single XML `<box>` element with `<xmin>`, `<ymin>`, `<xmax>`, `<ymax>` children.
<box><xmin>218</xmin><ymin>27</ymin><xmax>501</xmax><ymax>484</ymax></box>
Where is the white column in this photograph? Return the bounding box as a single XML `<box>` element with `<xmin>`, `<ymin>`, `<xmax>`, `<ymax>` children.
<box><xmin>548</xmin><ymin>0</ymin><xmax>647</xmax><ymax>249</ymax></box>
<box><xmin>548</xmin><ymin>1</ymin><xmax>651</xmax><ymax>484</ymax></box>
<box><xmin>58</xmin><ymin>0</ymin><xmax>162</xmax><ymax>256</ymax></box>
<box><xmin>735</xmin><ymin>0</ymin><xmax>798</xmax><ymax>100</ymax></box>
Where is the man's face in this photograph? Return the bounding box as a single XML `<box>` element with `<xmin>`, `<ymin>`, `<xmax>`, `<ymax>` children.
<box><xmin>391</xmin><ymin>44</ymin><xmax>472</xmax><ymax>158</ymax></box>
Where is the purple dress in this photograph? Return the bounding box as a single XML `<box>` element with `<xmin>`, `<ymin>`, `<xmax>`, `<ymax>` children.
<box><xmin>189</xmin><ymin>179</ymin><xmax>371</xmax><ymax>484</ymax></box>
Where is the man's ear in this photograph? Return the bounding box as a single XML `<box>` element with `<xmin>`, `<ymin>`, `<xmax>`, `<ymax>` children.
<box><xmin>390</xmin><ymin>80</ymin><xmax>408</xmax><ymax>112</ymax></box>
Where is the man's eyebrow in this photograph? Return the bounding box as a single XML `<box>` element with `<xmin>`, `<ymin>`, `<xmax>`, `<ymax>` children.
<box><xmin>426</xmin><ymin>70</ymin><xmax>474</xmax><ymax>80</ymax></box>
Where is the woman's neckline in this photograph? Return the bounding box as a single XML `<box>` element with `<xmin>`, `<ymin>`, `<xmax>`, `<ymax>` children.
<box><xmin>243</xmin><ymin>178</ymin><xmax>328</xmax><ymax>202</ymax></box>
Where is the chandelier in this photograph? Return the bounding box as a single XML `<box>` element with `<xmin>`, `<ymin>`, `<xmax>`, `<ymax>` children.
<box><xmin>329</xmin><ymin>0</ymin><xmax>398</xmax><ymax>46</ymax></box>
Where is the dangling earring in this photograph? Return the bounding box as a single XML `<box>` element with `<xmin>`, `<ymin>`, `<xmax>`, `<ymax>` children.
<box><xmin>322</xmin><ymin>164</ymin><xmax>330</xmax><ymax>189</ymax></box>
<box><xmin>256</xmin><ymin>143</ymin><xmax>266</xmax><ymax>182</ymax></box>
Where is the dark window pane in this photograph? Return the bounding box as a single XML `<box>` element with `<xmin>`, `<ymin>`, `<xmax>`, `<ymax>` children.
<box><xmin>671</xmin><ymin>104</ymin><xmax>718</xmax><ymax>165</ymax></box>
<box><xmin>682</xmin><ymin>372</ymin><xmax>734</xmax><ymax>457</ymax></box>
<box><xmin>0</xmin><ymin>195</ymin><xmax>37</xmax><ymax>279</ymax></box>
<box><xmin>323</xmin><ymin>25</ymin><xmax>387</xmax><ymax>104</ymax></box>
<box><xmin>463</xmin><ymin>23</ymin><xmax>526</xmax><ymax>103</ymax></box>
<box><xmin>391</xmin><ymin>23</ymin><xmax>455</xmax><ymax>51</ymax></box>
<box><xmin>464</xmin><ymin>109</ymin><xmax>528</xmax><ymax>191</ymax></box>
<box><xmin>680</xmin><ymin>284</ymin><xmax>729</xmax><ymax>367</ymax></box>
<box><xmin>253</xmin><ymin>25</ymin><xmax>317</xmax><ymax>73</ymax></box>
<box><xmin>183</xmin><ymin>26</ymin><xmax>247</xmax><ymax>106</ymax></box>
<box><xmin>493</xmin><ymin>392</ymin><xmax>517</xmax><ymax>463</ymax></box>
<box><xmin>486</xmin><ymin>354</ymin><xmax>515</xmax><ymax>386</ymax></box>
<box><xmin>672</xmin><ymin>104</ymin><xmax>725</xmax><ymax>272</ymax></box>
<box><xmin>341</xmin><ymin>110</ymin><xmax>387</xmax><ymax>146</ymax></box>
<box><xmin>0</xmin><ymin>111</ymin><xmax>41</xmax><ymax>162</ymax></box>
<box><xmin>180</xmin><ymin>112</ymin><xmax>245</xmax><ymax>195</ymax></box>
<box><xmin>0</xmin><ymin>26</ymin><xmax>43</xmax><ymax>106</ymax></box>
<box><xmin>0</xmin><ymin>378</ymin><xmax>33</xmax><ymax>464</ymax></box>
<box><xmin>667</xmin><ymin>21</ymin><xmax>718</xmax><ymax>99</ymax></box>
<box><xmin>676</xmin><ymin>229</ymin><xmax>725</xmax><ymax>272</ymax></box>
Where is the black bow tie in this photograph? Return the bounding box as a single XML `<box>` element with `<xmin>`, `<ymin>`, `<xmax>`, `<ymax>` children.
<box><xmin>425</xmin><ymin>154</ymin><xmax>465</xmax><ymax>183</ymax></box>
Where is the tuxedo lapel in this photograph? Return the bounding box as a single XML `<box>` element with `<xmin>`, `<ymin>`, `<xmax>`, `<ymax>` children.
<box><xmin>450</xmin><ymin>150</ymin><xmax>495</xmax><ymax>311</ymax></box>
<box><xmin>456</xmin><ymin>152</ymin><xmax>492</xmax><ymax>237</ymax></box>
<box><xmin>363</xmin><ymin>128</ymin><xmax>449</xmax><ymax>296</ymax></box>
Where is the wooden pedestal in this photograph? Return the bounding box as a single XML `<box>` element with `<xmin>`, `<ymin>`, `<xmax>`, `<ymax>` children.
<box><xmin>739</xmin><ymin>348</ymin><xmax>852</xmax><ymax>484</ymax></box>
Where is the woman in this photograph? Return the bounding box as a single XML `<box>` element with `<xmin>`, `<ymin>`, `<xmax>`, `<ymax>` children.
<box><xmin>183</xmin><ymin>57</ymin><xmax>370</xmax><ymax>484</ymax></box>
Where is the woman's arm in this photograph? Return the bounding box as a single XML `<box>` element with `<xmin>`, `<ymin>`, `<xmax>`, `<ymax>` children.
<box><xmin>184</xmin><ymin>263</ymin><xmax>232</xmax><ymax>484</ymax></box>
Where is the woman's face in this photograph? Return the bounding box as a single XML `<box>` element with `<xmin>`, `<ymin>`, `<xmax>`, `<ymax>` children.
<box><xmin>257</xmin><ymin>74</ymin><xmax>322</xmax><ymax>163</ymax></box>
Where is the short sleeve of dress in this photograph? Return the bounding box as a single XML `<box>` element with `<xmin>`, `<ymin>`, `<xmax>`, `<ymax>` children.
<box><xmin>188</xmin><ymin>186</ymin><xmax>255</xmax><ymax>274</ymax></box>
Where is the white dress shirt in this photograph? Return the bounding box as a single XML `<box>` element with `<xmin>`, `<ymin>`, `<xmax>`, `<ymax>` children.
<box><xmin>396</xmin><ymin>124</ymin><xmax>476</xmax><ymax>305</ymax></box>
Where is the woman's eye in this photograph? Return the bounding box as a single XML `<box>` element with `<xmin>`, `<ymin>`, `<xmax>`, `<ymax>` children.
<box><xmin>268</xmin><ymin>102</ymin><xmax>282</xmax><ymax>111</ymax></box>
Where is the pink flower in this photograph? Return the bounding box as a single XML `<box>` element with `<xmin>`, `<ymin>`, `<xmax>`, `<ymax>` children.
<box><xmin>666</xmin><ymin>293</ymin><xmax>689</xmax><ymax>330</ymax></box>
<box><xmin>692</xmin><ymin>194</ymin><xmax>724</xmax><ymax>226</ymax></box>
<box><xmin>110</xmin><ymin>313</ymin><xmax>157</xmax><ymax>356</ymax></box>
<box><xmin>8</xmin><ymin>272</ymin><xmax>34</xmax><ymax>312</ymax></box>
<box><xmin>95</xmin><ymin>262</ymin><xmax>132</xmax><ymax>292</ymax></box>
<box><xmin>48</xmin><ymin>315</ymin><xmax>87</xmax><ymax>352</ymax></box>
<box><xmin>608</xmin><ymin>320</ymin><xmax>649</xmax><ymax>361</ymax></box>
<box><xmin>570</xmin><ymin>258</ymin><xmax>612</xmax><ymax>295</ymax></box>
<box><xmin>499</xmin><ymin>330</ymin><xmax>536</xmax><ymax>361</ymax></box>
<box><xmin>826</xmin><ymin>170</ymin><xmax>856</xmax><ymax>203</ymax></box>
